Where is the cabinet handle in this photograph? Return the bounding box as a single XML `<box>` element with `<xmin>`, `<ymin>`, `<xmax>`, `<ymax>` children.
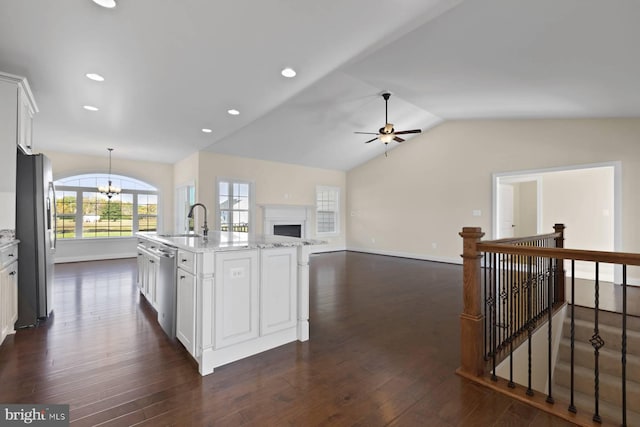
<box><xmin>9</xmin><ymin>271</ymin><xmax>16</xmax><ymax>276</ymax></box>
<box><xmin>8</xmin><ymin>253</ymin><xmax>14</xmax><ymax>257</ymax></box>
<box><xmin>149</xmin><ymin>260</ymin><xmax>155</xmax><ymax>264</ymax></box>
<box><xmin>180</xmin><ymin>275</ymin><xmax>186</xmax><ymax>280</ymax></box>
<box><xmin>181</xmin><ymin>258</ymin><xmax>188</xmax><ymax>262</ymax></box>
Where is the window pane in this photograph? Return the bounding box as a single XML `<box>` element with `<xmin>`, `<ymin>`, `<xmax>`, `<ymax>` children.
<box><xmin>316</xmin><ymin>187</ymin><xmax>339</xmax><ymax>234</ymax></box>
<box><xmin>55</xmin><ymin>191</ymin><xmax>77</xmax><ymax>239</ymax></box>
<box><xmin>138</xmin><ymin>194</ymin><xmax>158</xmax><ymax>232</ymax></box>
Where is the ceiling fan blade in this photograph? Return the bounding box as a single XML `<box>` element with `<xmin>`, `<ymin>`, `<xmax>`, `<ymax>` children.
<box><xmin>393</xmin><ymin>136</ymin><xmax>405</xmax><ymax>143</ymax></box>
<box><xmin>354</xmin><ymin>132</ymin><xmax>379</xmax><ymax>135</ymax></box>
<box><xmin>394</xmin><ymin>129</ymin><xmax>422</xmax><ymax>135</ymax></box>
<box><xmin>364</xmin><ymin>137</ymin><xmax>378</xmax><ymax>144</ymax></box>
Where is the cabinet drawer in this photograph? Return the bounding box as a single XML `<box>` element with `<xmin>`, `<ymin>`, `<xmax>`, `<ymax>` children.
<box><xmin>1</xmin><ymin>245</ymin><xmax>18</xmax><ymax>268</ymax></box>
<box><xmin>177</xmin><ymin>249</ymin><xmax>196</xmax><ymax>274</ymax></box>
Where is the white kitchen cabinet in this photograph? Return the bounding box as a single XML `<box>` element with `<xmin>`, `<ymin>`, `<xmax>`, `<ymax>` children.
<box><xmin>0</xmin><ymin>72</ymin><xmax>37</xmax><ymax>230</ymax></box>
<box><xmin>260</xmin><ymin>247</ymin><xmax>297</xmax><ymax>336</ymax></box>
<box><xmin>147</xmin><ymin>255</ymin><xmax>159</xmax><ymax>307</ymax></box>
<box><xmin>176</xmin><ymin>269</ymin><xmax>196</xmax><ymax>355</ymax></box>
<box><xmin>214</xmin><ymin>250</ymin><xmax>259</xmax><ymax>349</ymax></box>
<box><xmin>137</xmin><ymin>233</ymin><xmax>316</xmax><ymax>376</ymax></box>
<box><xmin>136</xmin><ymin>239</ymin><xmax>160</xmax><ymax>309</ymax></box>
<box><xmin>0</xmin><ymin>242</ymin><xmax>19</xmax><ymax>346</ymax></box>
<box><xmin>18</xmin><ymin>86</ymin><xmax>35</xmax><ymax>154</ymax></box>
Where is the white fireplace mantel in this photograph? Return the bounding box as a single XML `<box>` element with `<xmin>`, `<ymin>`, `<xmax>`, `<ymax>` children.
<box><xmin>261</xmin><ymin>204</ymin><xmax>312</xmax><ymax>238</ymax></box>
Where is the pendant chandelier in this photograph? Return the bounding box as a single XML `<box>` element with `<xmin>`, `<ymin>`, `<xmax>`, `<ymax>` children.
<box><xmin>98</xmin><ymin>148</ymin><xmax>121</xmax><ymax>199</ymax></box>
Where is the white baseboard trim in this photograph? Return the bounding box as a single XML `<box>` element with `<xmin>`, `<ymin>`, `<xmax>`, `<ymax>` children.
<box><xmin>346</xmin><ymin>246</ymin><xmax>461</xmax><ymax>265</ymax></box>
<box><xmin>310</xmin><ymin>244</ymin><xmax>347</xmax><ymax>254</ymax></box>
<box><xmin>55</xmin><ymin>252</ymin><xmax>137</xmax><ymax>264</ymax></box>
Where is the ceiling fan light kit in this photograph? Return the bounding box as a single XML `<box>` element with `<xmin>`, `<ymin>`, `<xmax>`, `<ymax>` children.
<box><xmin>355</xmin><ymin>92</ymin><xmax>422</xmax><ymax>153</ymax></box>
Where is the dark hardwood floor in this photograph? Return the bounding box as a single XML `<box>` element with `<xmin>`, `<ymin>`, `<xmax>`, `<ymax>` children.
<box><xmin>0</xmin><ymin>252</ymin><xmax>574</xmax><ymax>426</ymax></box>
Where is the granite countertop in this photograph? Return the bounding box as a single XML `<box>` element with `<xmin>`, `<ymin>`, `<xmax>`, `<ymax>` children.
<box><xmin>0</xmin><ymin>239</ymin><xmax>19</xmax><ymax>250</ymax></box>
<box><xmin>137</xmin><ymin>231</ymin><xmax>325</xmax><ymax>253</ymax></box>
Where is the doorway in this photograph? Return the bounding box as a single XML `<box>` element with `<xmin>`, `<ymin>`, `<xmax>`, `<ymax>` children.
<box><xmin>493</xmin><ymin>162</ymin><xmax>621</xmax><ymax>282</ymax></box>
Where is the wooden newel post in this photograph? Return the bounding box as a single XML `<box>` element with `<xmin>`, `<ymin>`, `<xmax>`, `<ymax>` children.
<box><xmin>459</xmin><ymin>227</ymin><xmax>485</xmax><ymax>377</ymax></box>
<box><xmin>553</xmin><ymin>223</ymin><xmax>566</xmax><ymax>304</ymax></box>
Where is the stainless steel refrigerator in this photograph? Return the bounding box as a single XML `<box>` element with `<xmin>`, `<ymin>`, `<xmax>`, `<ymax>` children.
<box><xmin>15</xmin><ymin>149</ymin><xmax>56</xmax><ymax>328</ymax></box>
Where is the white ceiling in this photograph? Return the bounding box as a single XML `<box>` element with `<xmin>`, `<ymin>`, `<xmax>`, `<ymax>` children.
<box><xmin>1</xmin><ymin>0</ymin><xmax>638</xmax><ymax>171</ymax></box>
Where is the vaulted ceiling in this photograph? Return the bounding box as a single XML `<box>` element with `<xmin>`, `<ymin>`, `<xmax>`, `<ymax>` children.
<box><xmin>1</xmin><ymin>0</ymin><xmax>638</xmax><ymax>171</ymax></box>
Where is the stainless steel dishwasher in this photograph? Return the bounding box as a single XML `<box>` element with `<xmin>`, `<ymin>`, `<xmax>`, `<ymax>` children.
<box><xmin>153</xmin><ymin>244</ymin><xmax>178</xmax><ymax>339</ymax></box>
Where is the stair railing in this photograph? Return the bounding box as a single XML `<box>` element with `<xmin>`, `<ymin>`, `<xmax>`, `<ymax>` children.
<box><xmin>458</xmin><ymin>224</ymin><xmax>640</xmax><ymax>426</ymax></box>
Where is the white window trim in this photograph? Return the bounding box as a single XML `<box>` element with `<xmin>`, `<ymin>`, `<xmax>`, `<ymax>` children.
<box><xmin>316</xmin><ymin>185</ymin><xmax>340</xmax><ymax>236</ymax></box>
<box><xmin>215</xmin><ymin>177</ymin><xmax>255</xmax><ymax>236</ymax></box>
<box><xmin>55</xmin><ymin>182</ymin><xmax>159</xmax><ymax>240</ymax></box>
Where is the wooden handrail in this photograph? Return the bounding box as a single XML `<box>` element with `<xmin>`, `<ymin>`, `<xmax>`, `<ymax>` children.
<box><xmin>477</xmin><ymin>243</ymin><xmax>640</xmax><ymax>266</ymax></box>
<box><xmin>481</xmin><ymin>232</ymin><xmax>561</xmax><ymax>246</ymax></box>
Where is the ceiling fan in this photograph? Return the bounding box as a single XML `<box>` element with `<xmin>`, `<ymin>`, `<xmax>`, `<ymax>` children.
<box><xmin>355</xmin><ymin>92</ymin><xmax>422</xmax><ymax>146</ymax></box>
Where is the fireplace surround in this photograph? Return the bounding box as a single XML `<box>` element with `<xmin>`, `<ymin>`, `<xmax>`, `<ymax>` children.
<box><xmin>262</xmin><ymin>205</ymin><xmax>311</xmax><ymax>239</ymax></box>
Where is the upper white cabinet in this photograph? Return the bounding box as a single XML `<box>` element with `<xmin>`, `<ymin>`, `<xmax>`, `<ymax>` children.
<box><xmin>0</xmin><ymin>72</ymin><xmax>38</xmax><ymax>230</ymax></box>
<box><xmin>18</xmin><ymin>86</ymin><xmax>36</xmax><ymax>154</ymax></box>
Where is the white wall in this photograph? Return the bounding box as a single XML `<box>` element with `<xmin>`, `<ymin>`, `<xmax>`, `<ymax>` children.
<box><xmin>186</xmin><ymin>151</ymin><xmax>347</xmax><ymax>252</ymax></box>
<box><xmin>346</xmin><ymin>119</ymin><xmax>640</xmax><ymax>273</ymax></box>
<box><xmin>43</xmin><ymin>150</ymin><xmax>174</xmax><ymax>262</ymax></box>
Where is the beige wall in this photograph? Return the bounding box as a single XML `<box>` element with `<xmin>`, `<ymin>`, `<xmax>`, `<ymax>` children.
<box><xmin>44</xmin><ymin>150</ymin><xmax>174</xmax><ymax>262</ymax></box>
<box><xmin>175</xmin><ymin>151</ymin><xmax>347</xmax><ymax>250</ymax></box>
<box><xmin>346</xmin><ymin>118</ymin><xmax>640</xmax><ymax>263</ymax></box>
<box><xmin>541</xmin><ymin>167</ymin><xmax>614</xmax><ymax>252</ymax></box>
<box><xmin>45</xmin><ymin>150</ymin><xmax>175</xmax><ymax>230</ymax></box>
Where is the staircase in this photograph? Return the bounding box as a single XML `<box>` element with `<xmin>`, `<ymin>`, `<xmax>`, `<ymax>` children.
<box><xmin>554</xmin><ymin>305</ymin><xmax>640</xmax><ymax>425</ymax></box>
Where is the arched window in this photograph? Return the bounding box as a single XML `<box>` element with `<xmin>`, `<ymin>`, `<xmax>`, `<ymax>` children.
<box><xmin>54</xmin><ymin>173</ymin><xmax>158</xmax><ymax>239</ymax></box>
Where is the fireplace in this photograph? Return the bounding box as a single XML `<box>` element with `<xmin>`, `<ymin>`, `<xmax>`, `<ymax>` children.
<box><xmin>262</xmin><ymin>205</ymin><xmax>311</xmax><ymax>239</ymax></box>
<box><xmin>273</xmin><ymin>224</ymin><xmax>302</xmax><ymax>238</ymax></box>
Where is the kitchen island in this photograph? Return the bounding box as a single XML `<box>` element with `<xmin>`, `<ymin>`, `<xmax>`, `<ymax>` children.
<box><xmin>137</xmin><ymin>231</ymin><xmax>323</xmax><ymax>376</ymax></box>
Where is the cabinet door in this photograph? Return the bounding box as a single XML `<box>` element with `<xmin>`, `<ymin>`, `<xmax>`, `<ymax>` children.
<box><xmin>0</xmin><ymin>267</ymin><xmax>5</xmax><ymax>339</ymax></box>
<box><xmin>18</xmin><ymin>87</ymin><xmax>34</xmax><ymax>153</ymax></box>
<box><xmin>148</xmin><ymin>256</ymin><xmax>159</xmax><ymax>308</ymax></box>
<box><xmin>136</xmin><ymin>252</ymin><xmax>145</xmax><ymax>291</ymax></box>
<box><xmin>214</xmin><ymin>250</ymin><xmax>259</xmax><ymax>348</ymax></box>
<box><xmin>8</xmin><ymin>264</ymin><xmax>17</xmax><ymax>326</ymax></box>
<box><xmin>176</xmin><ymin>269</ymin><xmax>196</xmax><ymax>355</ymax></box>
<box><xmin>260</xmin><ymin>247</ymin><xmax>297</xmax><ymax>335</ymax></box>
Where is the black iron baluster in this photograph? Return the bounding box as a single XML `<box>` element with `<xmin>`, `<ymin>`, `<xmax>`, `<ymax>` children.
<box><xmin>491</xmin><ymin>252</ymin><xmax>498</xmax><ymax>381</ymax></box>
<box><xmin>546</xmin><ymin>257</ymin><xmax>554</xmax><ymax>404</ymax></box>
<box><xmin>590</xmin><ymin>262</ymin><xmax>604</xmax><ymax>423</ymax></box>
<box><xmin>622</xmin><ymin>264</ymin><xmax>627</xmax><ymax>427</ymax></box>
<box><xmin>484</xmin><ymin>252</ymin><xmax>488</xmax><ymax>360</ymax></box>
<box><xmin>526</xmin><ymin>255</ymin><xmax>534</xmax><ymax>396</ymax></box>
<box><xmin>569</xmin><ymin>260</ymin><xmax>577</xmax><ymax>414</ymax></box>
<box><xmin>509</xmin><ymin>253</ymin><xmax>515</xmax><ymax>388</ymax></box>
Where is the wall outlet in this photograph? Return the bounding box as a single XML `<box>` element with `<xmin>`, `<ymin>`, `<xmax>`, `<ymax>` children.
<box><xmin>472</xmin><ymin>209</ymin><xmax>482</xmax><ymax>217</ymax></box>
<box><xmin>371</xmin><ymin>237</ymin><xmax>376</xmax><ymax>244</ymax></box>
<box><xmin>432</xmin><ymin>242</ymin><xmax>437</xmax><ymax>249</ymax></box>
<box><xmin>230</xmin><ymin>267</ymin><xmax>245</xmax><ymax>279</ymax></box>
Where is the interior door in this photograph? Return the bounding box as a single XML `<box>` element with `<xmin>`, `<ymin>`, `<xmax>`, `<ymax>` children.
<box><xmin>498</xmin><ymin>184</ymin><xmax>515</xmax><ymax>238</ymax></box>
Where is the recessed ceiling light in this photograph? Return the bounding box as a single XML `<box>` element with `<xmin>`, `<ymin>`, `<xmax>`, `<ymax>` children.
<box><xmin>83</xmin><ymin>105</ymin><xmax>99</xmax><ymax>111</ymax></box>
<box><xmin>201</xmin><ymin>128</ymin><xmax>212</xmax><ymax>133</ymax></box>
<box><xmin>86</xmin><ymin>73</ymin><xmax>105</xmax><ymax>82</ymax></box>
<box><xmin>281</xmin><ymin>67</ymin><xmax>296</xmax><ymax>78</ymax></box>
<box><xmin>92</xmin><ymin>0</ymin><xmax>116</xmax><ymax>8</ymax></box>
<box><xmin>227</xmin><ymin>109</ymin><xmax>240</xmax><ymax>116</ymax></box>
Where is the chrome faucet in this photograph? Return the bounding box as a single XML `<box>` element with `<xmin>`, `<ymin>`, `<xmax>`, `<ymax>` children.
<box><xmin>187</xmin><ymin>203</ymin><xmax>209</xmax><ymax>239</ymax></box>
